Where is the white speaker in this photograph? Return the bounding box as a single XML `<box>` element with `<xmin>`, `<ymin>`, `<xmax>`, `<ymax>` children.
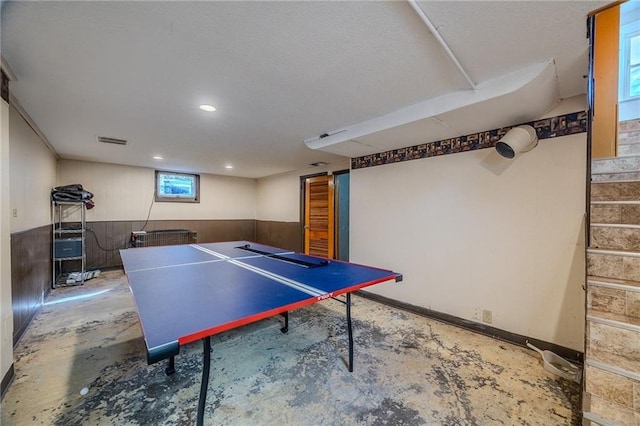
<box><xmin>495</xmin><ymin>125</ymin><xmax>538</xmax><ymax>159</ymax></box>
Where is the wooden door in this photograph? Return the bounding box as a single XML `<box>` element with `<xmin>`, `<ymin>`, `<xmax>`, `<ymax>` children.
<box><xmin>304</xmin><ymin>175</ymin><xmax>334</xmax><ymax>258</ymax></box>
<box><xmin>591</xmin><ymin>4</ymin><xmax>620</xmax><ymax>158</ymax></box>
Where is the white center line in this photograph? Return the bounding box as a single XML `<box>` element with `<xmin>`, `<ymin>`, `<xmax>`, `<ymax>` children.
<box><xmin>191</xmin><ymin>244</ymin><xmax>327</xmax><ymax>298</ymax></box>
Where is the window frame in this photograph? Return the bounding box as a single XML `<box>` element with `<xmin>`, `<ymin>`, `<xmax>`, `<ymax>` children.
<box><xmin>620</xmin><ymin>20</ymin><xmax>640</xmax><ymax>101</ymax></box>
<box><xmin>154</xmin><ymin>170</ymin><xmax>200</xmax><ymax>203</ymax></box>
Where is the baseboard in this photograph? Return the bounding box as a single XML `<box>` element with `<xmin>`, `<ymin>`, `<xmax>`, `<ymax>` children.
<box><xmin>1</xmin><ymin>363</ymin><xmax>14</xmax><ymax>399</ymax></box>
<box><xmin>357</xmin><ymin>290</ymin><xmax>584</xmax><ymax>364</ymax></box>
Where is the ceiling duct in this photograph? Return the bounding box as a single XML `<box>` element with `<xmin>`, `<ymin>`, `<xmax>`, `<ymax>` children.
<box><xmin>97</xmin><ymin>136</ymin><xmax>128</xmax><ymax>145</ymax></box>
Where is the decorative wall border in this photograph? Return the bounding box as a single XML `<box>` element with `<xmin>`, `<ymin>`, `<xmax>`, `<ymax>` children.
<box><xmin>351</xmin><ymin>111</ymin><xmax>588</xmax><ymax>169</ymax></box>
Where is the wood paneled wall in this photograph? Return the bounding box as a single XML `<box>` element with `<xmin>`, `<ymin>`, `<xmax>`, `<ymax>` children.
<box><xmin>10</xmin><ymin>225</ymin><xmax>51</xmax><ymax>344</ymax></box>
<box><xmin>256</xmin><ymin>220</ymin><xmax>302</xmax><ymax>252</ymax></box>
<box><xmin>85</xmin><ymin>219</ymin><xmax>256</xmax><ymax>269</ymax></box>
<box><xmin>83</xmin><ymin>220</ymin><xmax>303</xmax><ymax>269</ymax></box>
<box><xmin>10</xmin><ymin>219</ymin><xmax>299</xmax><ymax>345</ymax></box>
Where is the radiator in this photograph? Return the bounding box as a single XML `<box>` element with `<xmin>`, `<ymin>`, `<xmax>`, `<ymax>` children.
<box><xmin>131</xmin><ymin>229</ymin><xmax>197</xmax><ymax>248</ymax></box>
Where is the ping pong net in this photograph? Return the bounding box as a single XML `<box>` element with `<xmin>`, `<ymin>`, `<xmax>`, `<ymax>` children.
<box><xmin>236</xmin><ymin>243</ymin><xmax>329</xmax><ymax>268</ymax></box>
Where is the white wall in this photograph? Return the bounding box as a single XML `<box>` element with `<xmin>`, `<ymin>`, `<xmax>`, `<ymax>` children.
<box><xmin>256</xmin><ymin>159</ymin><xmax>350</xmax><ymax>222</ymax></box>
<box><xmin>350</xmin><ymin>99</ymin><xmax>587</xmax><ymax>351</ymax></box>
<box><xmin>1</xmin><ymin>98</ymin><xmax>13</xmax><ymax>383</ymax></box>
<box><xmin>619</xmin><ymin>99</ymin><xmax>640</xmax><ymax>122</ymax></box>
<box><xmin>3</xmin><ymin>101</ymin><xmax>59</xmax><ymax>383</ymax></box>
<box><xmin>9</xmin><ymin>104</ymin><xmax>57</xmax><ymax>233</ymax></box>
<box><xmin>58</xmin><ymin>160</ymin><xmax>257</xmax><ymax>222</ymax></box>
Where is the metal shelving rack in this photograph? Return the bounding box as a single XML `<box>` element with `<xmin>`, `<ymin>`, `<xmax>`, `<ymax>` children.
<box><xmin>52</xmin><ymin>200</ymin><xmax>86</xmax><ymax>288</ymax></box>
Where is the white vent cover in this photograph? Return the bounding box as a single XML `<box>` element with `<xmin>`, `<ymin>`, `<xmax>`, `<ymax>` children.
<box><xmin>97</xmin><ymin>136</ymin><xmax>127</xmax><ymax>145</ymax></box>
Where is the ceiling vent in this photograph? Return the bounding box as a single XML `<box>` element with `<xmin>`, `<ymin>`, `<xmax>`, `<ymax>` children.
<box><xmin>97</xmin><ymin>136</ymin><xmax>128</xmax><ymax>145</ymax></box>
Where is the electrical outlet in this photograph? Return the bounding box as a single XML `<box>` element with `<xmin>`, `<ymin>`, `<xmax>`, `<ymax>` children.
<box><xmin>473</xmin><ymin>307</ymin><xmax>481</xmax><ymax>320</ymax></box>
<box><xmin>12</xmin><ymin>208</ymin><xmax>17</xmax><ymax>218</ymax></box>
<box><xmin>2</xmin><ymin>313</ymin><xmax>12</xmax><ymax>344</ymax></box>
<box><xmin>482</xmin><ymin>309</ymin><xmax>493</xmax><ymax>324</ymax></box>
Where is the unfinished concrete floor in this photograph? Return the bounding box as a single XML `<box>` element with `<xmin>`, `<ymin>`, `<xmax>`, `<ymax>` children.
<box><xmin>1</xmin><ymin>270</ymin><xmax>580</xmax><ymax>425</ymax></box>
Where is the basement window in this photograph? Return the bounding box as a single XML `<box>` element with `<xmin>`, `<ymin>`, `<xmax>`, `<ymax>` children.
<box><xmin>155</xmin><ymin>170</ymin><xmax>200</xmax><ymax>203</ymax></box>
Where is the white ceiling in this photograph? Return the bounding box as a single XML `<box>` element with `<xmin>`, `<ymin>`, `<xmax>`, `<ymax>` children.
<box><xmin>1</xmin><ymin>1</ymin><xmax>606</xmax><ymax>179</ymax></box>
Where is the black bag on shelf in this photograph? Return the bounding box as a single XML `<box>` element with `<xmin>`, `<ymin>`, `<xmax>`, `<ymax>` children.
<box><xmin>51</xmin><ymin>183</ymin><xmax>94</xmax><ymax>206</ymax></box>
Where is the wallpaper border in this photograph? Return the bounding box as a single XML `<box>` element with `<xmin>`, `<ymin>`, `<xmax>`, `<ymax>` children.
<box><xmin>351</xmin><ymin>111</ymin><xmax>588</xmax><ymax>170</ymax></box>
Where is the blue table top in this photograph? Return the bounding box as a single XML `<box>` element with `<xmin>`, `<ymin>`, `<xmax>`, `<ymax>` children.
<box><xmin>120</xmin><ymin>241</ymin><xmax>399</xmax><ymax>363</ymax></box>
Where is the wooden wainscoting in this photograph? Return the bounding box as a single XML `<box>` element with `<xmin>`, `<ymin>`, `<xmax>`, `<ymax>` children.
<box><xmin>256</xmin><ymin>220</ymin><xmax>302</xmax><ymax>252</ymax></box>
<box><xmin>85</xmin><ymin>219</ymin><xmax>256</xmax><ymax>269</ymax></box>
<box><xmin>9</xmin><ymin>219</ymin><xmax>303</xmax><ymax>347</ymax></box>
<box><xmin>10</xmin><ymin>224</ymin><xmax>51</xmax><ymax>344</ymax></box>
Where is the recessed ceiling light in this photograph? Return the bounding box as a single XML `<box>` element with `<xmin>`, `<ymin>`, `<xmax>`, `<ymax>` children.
<box><xmin>199</xmin><ymin>104</ymin><xmax>216</xmax><ymax>112</ymax></box>
<box><xmin>224</xmin><ymin>164</ymin><xmax>234</xmax><ymax>169</ymax></box>
<box><xmin>153</xmin><ymin>155</ymin><xmax>163</xmax><ymax>160</ymax></box>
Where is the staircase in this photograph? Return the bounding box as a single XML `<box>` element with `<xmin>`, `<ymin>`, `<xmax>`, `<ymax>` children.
<box><xmin>584</xmin><ymin>156</ymin><xmax>640</xmax><ymax>425</ymax></box>
<box><xmin>618</xmin><ymin>119</ymin><xmax>640</xmax><ymax>157</ymax></box>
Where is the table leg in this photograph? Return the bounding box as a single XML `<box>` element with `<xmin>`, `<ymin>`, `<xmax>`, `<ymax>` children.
<box><xmin>165</xmin><ymin>356</ymin><xmax>175</xmax><ymax>376</ymax></box>
<box><xmin>280</xmin><ymin>311</ymin><xmax>289</xmax><ymax>333</ymax></box>
<box><xmin>347</xmin><ymin>292</ymin><xmax>353</xmax><ymax>372</ymax></box>
<box><xmin>197</xmin><ymin>336</ymin><xmax>211</xmax><ymax>426</ymax></box>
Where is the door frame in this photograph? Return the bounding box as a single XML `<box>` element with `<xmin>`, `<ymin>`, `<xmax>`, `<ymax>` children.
<box><xmin>299</xmin><ymin>172</ymin><xmax>327</xmax><ymax>253</ymax></box>
<box><xmin>332</xmin><ymin>169</ymin><xmax>350</xmax><ymax>261</ymax></box>
<box><xmin>299</xmin><ymin>169</ymin><xmax>350</xmax><ymax>257</ymax></box>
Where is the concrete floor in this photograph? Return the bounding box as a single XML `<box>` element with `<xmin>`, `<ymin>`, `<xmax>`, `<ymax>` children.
<box><xmin>1</xmin><ymin>270</ymin><xmax>581</xmax><ymax>425</ymax></box>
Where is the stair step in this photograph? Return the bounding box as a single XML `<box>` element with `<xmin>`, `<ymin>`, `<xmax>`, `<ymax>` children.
<box><xmin>583</xmin><ymin>363</ymin><xmax>639</xmax><ymax>425</ymax></box>
<box><xmin>583</xmin><ymin>411</ymin><xmax>626</xmax><ymax>426</ymax></box>
<box><xmin>587</xmin><ymin>275</ymin><xmax>640</xmax><ymax>320</ymax></box>
<box><xmin>587</xmin><ymin>310</ymin><xmax>640</xmax><ymax>331</ymax></box>
<box><xmin>592</xmin><ymin>171</ymin><xmax>640</xmax><ymax>182</ymax></box>
<box><xmin>618</xmin><ymin>144</ymin><xmax>640</xmax><ymax>157</ymax></box>
<box><xmin>590</xmin><ymin>223</ymin><xmax>640</xmax><ymax>250</ymax></box>
<box><xmin>592</xmin><ymin>200</ymin><xmax>640</xmax><ymax>204</ymax></box>
<box><xmin>618</xmin><ymin>129</ymin><xmax>640</xmax><ymax>156</ymax></box>
<box><xmin>590</xmin><ymin>202</ymin><xmax>640</xmax><ymax>224</ymax></box>
<box><xmin>619</xmin><ymin>118</ymin><xmax>640</xmax><ymax>130</ymax></box>
<box><xmin>619</xmin><ymin>131</ymin><xmax>640</xmax><ymax>144</ymax></box>
<box><xmin>591</xmin><ymin>180</ymin><xmax>640</xmax><ymax>201</ymax></box>
<box><xmin>587</xmin><ymin>248</ymin><xmax>640</xmax><ymax>257</ymax></box>
<box><xmin>586</xmin><ymin>361</ymin><xmax>640</xmax><ymax>381</ymax></box>
<box><xmin>592</xmin><ymin>155</ymin><xmax>640</xmax><ymax>176</ymax></box>
<box><xmin>586</xmin><ymin>315</ymin><xmax>640</xmax><ymax>375</ymax></box>
<box><xmin>591</xmin><ymin>223</ymin><xmax>640</xmax><ymax>228</ymax></box>
<box><xmin>588</xmin><ymin>276</ymin><xmax>640</xmax><ymax>291</ymax></box>
<box><xmin>587</xmin><ymin>248</ymin><xmax>640</xmax><ymax>282</ymax></box>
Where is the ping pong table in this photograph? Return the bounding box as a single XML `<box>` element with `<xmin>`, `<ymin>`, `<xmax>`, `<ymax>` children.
<box><xmin>120</xmin><ymin>241</ymin><xmax>401</xmax><ymax>425</ymax></box>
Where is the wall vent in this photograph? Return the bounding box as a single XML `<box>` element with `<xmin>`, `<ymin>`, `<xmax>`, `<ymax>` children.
<box><xmin>97</xmin><ymin>136</ymin><xmax>128</xmax><ymax>145</ymax></box>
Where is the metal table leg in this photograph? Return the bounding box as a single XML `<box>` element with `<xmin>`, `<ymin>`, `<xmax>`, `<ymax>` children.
<box><xmin>165</xmin><ymin>356</ymin><xmax>175</xmax><ymax>375</ymax></box>
<box><xmin>347</xmin><ymin>293</ymin><xmax>353</xmax><ymax>372</ymax></box>
<box><xmin>196</xmin><ymin>336</ymin><xmax>211</xmax><ymax>426</ymax></box>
